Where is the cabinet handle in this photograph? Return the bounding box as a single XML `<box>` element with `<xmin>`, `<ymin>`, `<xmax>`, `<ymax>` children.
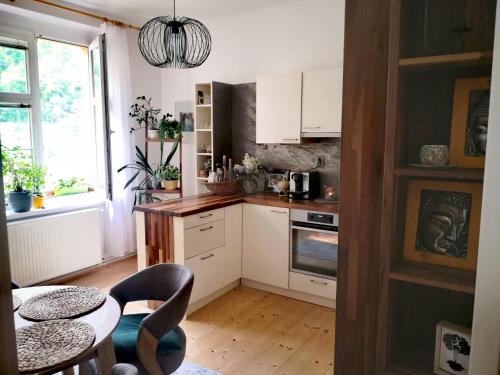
<box><xmin>201</xmin><ymin>253</ymin><xmax>215</xmax><ymax>260</ymax></box>
<box><xmin>270</xmin><ymin>210</ymin><xmax>288</xmax><ymax>214</ymax></box>
<box><xmin>199</xmin><ymin>226</ymin><xmax>214</xmax><ymax>232</ymax></box>
<box><xmin>281</xmin><ymin>138</ymin><xmax>299</xmax><ymax>142</ymax></box>
<box><xmin>310</xmin><ymin>279</ymin><xmax>328</xmax><ymax>286</ymax></box>
<box><xmin>199</xmin><ymin>213</ymin><xmax>213</xmax><ymax>219</ymax></box>
<box><xmin>303</xmin><ymin>126</ymin><xmax>322</xmax><ymax>129</ymax></box>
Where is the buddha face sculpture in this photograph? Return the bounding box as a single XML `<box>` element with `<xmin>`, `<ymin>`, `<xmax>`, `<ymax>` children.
<box><xmin>466</xmin><ymin>90</ymin><xmax>490</xmax><ymax>157</ymax></box>
<box><xmin>416</xmin><ymin>190</ymin><xmax>472</xmax><ymax>258</ymax></box>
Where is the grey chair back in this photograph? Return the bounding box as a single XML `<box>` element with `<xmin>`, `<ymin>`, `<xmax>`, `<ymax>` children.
<box><xmin>110</xmin><ymin>263</ymin><xmax>194</xmax><ymax>375</ymax></box>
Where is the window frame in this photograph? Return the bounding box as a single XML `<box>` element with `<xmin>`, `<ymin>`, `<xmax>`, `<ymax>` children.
<box><xmin>0</xmin><ymin>30</ymin><xmax>43</xmax><ymax>165</ymax></box>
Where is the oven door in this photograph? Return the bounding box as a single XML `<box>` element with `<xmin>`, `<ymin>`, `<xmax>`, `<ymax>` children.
<box><xmin>290</xmin><ymin>222</ymin><xmax>338</xmax><ymax>280</ymax></box>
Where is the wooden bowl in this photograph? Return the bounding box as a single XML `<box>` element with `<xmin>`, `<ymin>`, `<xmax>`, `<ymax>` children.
<box><xmin>204</xmin><ymin>181</ymin><xmax>241</xmax><ymax>196</ymax></box>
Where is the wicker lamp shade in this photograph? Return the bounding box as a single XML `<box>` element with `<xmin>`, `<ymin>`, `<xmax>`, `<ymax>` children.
<box><xmin>138</xmin><ymin>13</ymin><xmax>211</xmax><ymax>69</ymax></box>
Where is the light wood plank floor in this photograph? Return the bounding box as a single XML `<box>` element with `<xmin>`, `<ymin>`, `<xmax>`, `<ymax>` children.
<box><xmin>63</xmin><ymin>256</ymin><xmax>335</xmax><ymax>374</ymax></box>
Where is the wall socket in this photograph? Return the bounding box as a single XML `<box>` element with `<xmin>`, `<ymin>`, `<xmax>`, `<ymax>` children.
<box><xmin>314</xmin><ymin>156</ymin><xmax>324</xmax><ymax>168</ymax></box>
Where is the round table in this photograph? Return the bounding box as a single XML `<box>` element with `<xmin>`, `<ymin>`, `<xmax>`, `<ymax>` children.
<box><xmin>13</xmin><ymin>286</ymin><xmax>121</xmax><ymax>375</ymax></box>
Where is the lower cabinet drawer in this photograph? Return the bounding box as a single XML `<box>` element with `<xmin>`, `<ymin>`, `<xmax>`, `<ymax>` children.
<box><xmin>289</xmin><ymin>272</ymin><xmax>336</xmax><ymax>299</ymax></box>
<box><xmin>184</xmin><ymin>219</ymin><xmax>225</xmax><ymax>259</ymax></box>
<box><xmin>186</xmin><ymin>247</ymin><xmax>224</xmax><ymax>303</ymax></box>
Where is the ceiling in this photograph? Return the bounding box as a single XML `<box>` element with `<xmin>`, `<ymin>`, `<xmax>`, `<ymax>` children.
<box><xmin>61</xmin><ymin>0</ymin><xmax>304</xmax><ymax>26</ymax></box>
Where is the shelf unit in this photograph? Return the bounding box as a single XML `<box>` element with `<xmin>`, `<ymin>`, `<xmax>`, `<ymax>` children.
<box><xmin>144</xmin><ymin>130</ymin><xmax>183</xmax><ymax>197</ymax></box>
<box><xmin>377</xmin><ymin>0</ymin><xmax>496</xmax><ymax>373</ymax></box>
<box><xmin>194</xmin><ymin>81</ymin><xmax>233</xmax><ymax>194</ymax></box>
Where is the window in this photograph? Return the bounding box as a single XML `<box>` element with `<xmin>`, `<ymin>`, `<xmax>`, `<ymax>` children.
<box><xmin>0</xmin><ymin>32</ymin><xmax>108</xmax><ymax>203</ymax></box>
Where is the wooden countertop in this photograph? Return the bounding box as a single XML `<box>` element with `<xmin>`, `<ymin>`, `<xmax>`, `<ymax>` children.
<box><xmin>134</xmin><ymin>192</ymin><xmax>339</xmax><ymax>217</ymax></box>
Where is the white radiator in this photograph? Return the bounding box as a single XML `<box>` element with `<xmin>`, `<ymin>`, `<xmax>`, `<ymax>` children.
<box><xmin>7</xmin><ymin>208</ymin><xmax>103</xmax><ymax>286</ymax></box>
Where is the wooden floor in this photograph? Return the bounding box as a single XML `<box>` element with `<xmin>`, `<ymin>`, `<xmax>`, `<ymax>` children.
<box><xmin>63</xmin><ymin>256</ymin><xmax>335</xmax><ymax>375</ymax></box>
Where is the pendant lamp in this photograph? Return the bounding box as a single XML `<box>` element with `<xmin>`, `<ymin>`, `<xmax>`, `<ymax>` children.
<box><xmin>138</xmin><ymin>0</ymin><xmax>211</xmax><ymax>68</ymax></box>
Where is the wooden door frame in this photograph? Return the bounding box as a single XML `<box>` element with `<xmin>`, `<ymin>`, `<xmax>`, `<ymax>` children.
<box><xmin>335</xmin><ymin>0</ymin><xmax>391</xmax><ymax>373</ymax></box>
<box><xmin>0</xmin><ymin>163</ymin><xmax>19</xmax><ymax>373</ymax></box>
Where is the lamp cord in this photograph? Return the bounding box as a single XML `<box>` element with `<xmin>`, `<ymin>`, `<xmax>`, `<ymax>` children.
<box><xmin>173</xmin><ymin>0</ymin><xmax>176</xmax><ymax>19</ymax></box>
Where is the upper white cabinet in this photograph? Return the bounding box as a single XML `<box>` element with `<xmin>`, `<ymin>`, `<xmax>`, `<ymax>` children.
<box><xmin>301</xmin><ymin>68</ymin><xmax>343</xmax><ymax>136</ymax></box>
<box><xmin>256</xmin><ymin>72</ymin><xmax>302</xmax><ymax>144</ymax></box>
<box><xmin>242</xmin><ymin>204</ymin><xmax>289</xmax><ymax>289</ymax></box>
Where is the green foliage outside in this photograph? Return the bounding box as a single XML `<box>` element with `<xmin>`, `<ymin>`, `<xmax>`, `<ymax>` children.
<box><xmin>0</xmin><ymin>40</ymin><xmax>87</xmax><ymax>124</ymax></box>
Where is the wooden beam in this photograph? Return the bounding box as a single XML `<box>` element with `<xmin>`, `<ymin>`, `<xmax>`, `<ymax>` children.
<box><xmin>335</xmin><ymin>0</ymin><xmax>391</xmax><ymax>373</ymax></box>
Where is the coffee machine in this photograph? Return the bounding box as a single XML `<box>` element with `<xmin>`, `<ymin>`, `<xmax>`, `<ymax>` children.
<box><xmin>289</xmin><ymin>171</ymin><xmax>320</xmax><ymax>200</ymax></box>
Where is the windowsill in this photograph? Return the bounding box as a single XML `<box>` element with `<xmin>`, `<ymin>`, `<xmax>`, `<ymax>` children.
<box><xmin>5</xmin><ymin>191</ymin><xmax>106</xmax><ymax>223</ymax></box>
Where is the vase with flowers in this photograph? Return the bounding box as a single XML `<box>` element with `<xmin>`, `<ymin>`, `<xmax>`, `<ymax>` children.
<box><xmin>233</xmin><ymin>153</ymin><xmax>265</xmax><ymax>194</ymax></box>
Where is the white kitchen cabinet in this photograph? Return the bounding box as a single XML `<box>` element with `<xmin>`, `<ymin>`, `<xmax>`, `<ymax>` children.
<box><xmin>289</xmin><ymin>272</ymin><xmax>336</xmax><ymax>299</ymax></box>
<box><xmin>242</xmin><ymin>204</ymin><xmax>289</xmax><ymax>289</ymax></box>
<box><xmin>256</xmin><ymin>72</ymin><xmax>302</xmax><ymax>144</ymax></box>
<box><xmin>186</xmin><ymin>246</ymin><xmax>225</xmax><ymax>303</ymax></box>
<box><xmin>301</xmin><ymin>68</ymin><xmax>343</xmax><ymax>135</ymax></box>
<box><xmin>177</xmin><ymin>204</ymin><xmax>242</xmax><ymax>306</ymax></box>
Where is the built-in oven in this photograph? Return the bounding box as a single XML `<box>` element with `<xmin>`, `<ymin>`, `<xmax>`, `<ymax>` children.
<box><xmin>290</xmin><ymin>209</ymin><xmax>339</xmax><ymax>280</ymax></box>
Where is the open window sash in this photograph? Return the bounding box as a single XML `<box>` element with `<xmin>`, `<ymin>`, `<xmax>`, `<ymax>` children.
<box><xmin>89</xmin><ymin>34</ymin><xmax>113</xmax><ymax>200</ymax></box>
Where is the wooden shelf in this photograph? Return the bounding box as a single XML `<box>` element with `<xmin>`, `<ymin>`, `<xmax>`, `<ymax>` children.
<box><xmin>196</xmin><ymin>177</ymin><xmax>208</xmax><ymax>181</ymax></box>
<box><xmin>389</xmin><ymin>262</ymin><xmax>476</xmax><ymax>294</ymax></box>
<box><xmin>399</xmin><ymin>51</ymin><xmax>493</xmax><ymax>69</ymax></box>
<box><xmin>196</xmin><ymin>104</ymin><xmax>212</xmax><ymax>108</ymax></box>
<box><xmin>394</xmin><ymin>166</ymin><xmax>484</xmax><ymax>181</ymax></box>
<box><xmin>197</xmin><ymin>152</ymin><xmax>212</xmax><ymax>156</ymax></box>
<box><xmin>144</xmin><ymin>188</ymin><xmax>180</xmax><ymax>194</ymax></box>
<box><xmin>196</xmin><ymin>128</ymin><xmax>212</xmax><ymax>132</ymax></box>
<box><xmin>145</xmin><ymin>137</ymin><xmax>177</xmax><ymax>143</ymax></box>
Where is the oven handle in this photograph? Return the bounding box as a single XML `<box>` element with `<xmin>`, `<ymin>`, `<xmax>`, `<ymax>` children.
<box><xmin>291</xmin><ymin>225</ymin><xmax>337</xmax><ymax>235</ymax></box>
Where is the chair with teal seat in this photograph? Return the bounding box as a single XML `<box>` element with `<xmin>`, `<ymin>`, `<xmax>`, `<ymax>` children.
<box><xmin>110</xmin><ymin>263</ymin><xmax>194</xmax><ymax>375</ymax></box>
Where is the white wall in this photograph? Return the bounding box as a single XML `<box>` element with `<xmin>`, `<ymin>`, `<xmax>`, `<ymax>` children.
<box><xmin>161</xmin><ymin>0</ymin><xmax>345</xmax><ymax>195</ymax></box>
<box><xmin>469</xmin><ymin>2</ymin><xmax>500</xmax><ymax>373</ymax></box>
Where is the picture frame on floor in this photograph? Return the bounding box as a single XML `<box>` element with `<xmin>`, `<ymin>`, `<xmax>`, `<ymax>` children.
<box><xmin>449</xmin><ymin>77</ymin><xmax>490</xmax><ymax>168</ymax></box>
<box><xmin>403</xmin><ymin>180</ymin><xmax>482</xmax><ymax>271</ymax></box>
<box><xmin>434</xmin><ymin>321</ymin><xmax>471</xmax><ymax>375</ymax></box>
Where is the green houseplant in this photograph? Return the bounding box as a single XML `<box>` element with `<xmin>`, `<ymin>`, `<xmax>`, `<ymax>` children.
<box><xmin>1</xmin><ymin>146</ymin><xmax>41</xmax><ymax>212</ymax></box>
<box><xmin>129</xmin><ymin>96</ymin><xmax>161</xmax><ymax>139</ymax></box>
<box><xmin>31</xmin><ymin>165</ymin><xmax>47</xmax><ymax>209</ymax></box>
<box><xmin>118</xmin><ymin>131</ymin><xmax>181</xmax><ymax>207</ymax></box>
<box><xmin>52</xmin><ymin>177</ymin><xmax>88</xmax><ymax>196</ymax></box>
<box><xmin>161</xmin><ymin>164</ymin><xmax>181</xmax><ymax>191</ymax></box>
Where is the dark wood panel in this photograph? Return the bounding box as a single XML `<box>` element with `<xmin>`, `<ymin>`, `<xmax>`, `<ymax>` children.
<box><xmin>334</xmin><ymin>0</ymin><xmax>391</xmax><ymax>373</ymax></box>
<box><xmin>0</xmin><ymin>169</ymin><xmax>19</xmax><ymax>374</ymax></box>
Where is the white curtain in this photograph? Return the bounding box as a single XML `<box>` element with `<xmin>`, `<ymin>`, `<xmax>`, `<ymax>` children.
<box><xmin>101</xmin><ymin>23</ymin><xmax>136</xmax><ymax>258</ymax></box>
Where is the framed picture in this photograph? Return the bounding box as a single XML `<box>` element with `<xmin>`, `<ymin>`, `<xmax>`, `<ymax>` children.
<box><xmin>434</xmin><ymin>321</ymin><xmax>471</xmax><ymax>375</ymax></box>
<box><xmin>268</xmin><ymin>173</ymin><xmax>285</xmax><ymax>192</ymax></box>
<box><xmin>449</xmin><ymin>77</ymin><xmax>490</xmax><ymax>168</ymax></box>
<box><xmin>175</xmin><ymin>101</ymin><xmax>194</xmax><ymax>132</ymax></box>
<box><xmin>403</xmin><ymin>180</ymin><xmax>482</xmax><ymax>271</ymax></box>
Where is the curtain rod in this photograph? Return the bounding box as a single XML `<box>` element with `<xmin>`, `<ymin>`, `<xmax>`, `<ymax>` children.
<box><xmin>18</xmin><ymin>0</ymin><xmax>141</xmax><ymax>30</ymax></box>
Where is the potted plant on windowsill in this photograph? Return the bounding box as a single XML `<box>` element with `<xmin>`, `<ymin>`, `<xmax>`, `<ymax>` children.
<box><xmin>161</xmin><ymin>165</ymin><xmax>180</xmax><ymax>191</ymax></box>
<box><xmin>1</xmin><ymin>146</ymin><xmax>36</xmax><ymax>213</ymax></box>
<box><xmin>32</xmin><ymin>165</ymin><xmax>47</xmax><ymax>209</ymax></box>
<box><xmin>52</xmin><ymin>177</ymin><xmax>89</xmax><ymax>196</ymax></box>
